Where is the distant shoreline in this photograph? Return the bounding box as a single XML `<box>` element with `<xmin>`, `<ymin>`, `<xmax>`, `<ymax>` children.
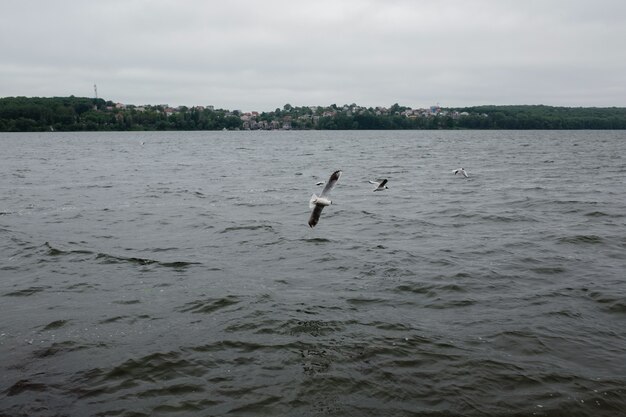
<box><xmin>2</xmin><ymin>96</ymin><xmax>625</xmax><ymax>132</ymax></box>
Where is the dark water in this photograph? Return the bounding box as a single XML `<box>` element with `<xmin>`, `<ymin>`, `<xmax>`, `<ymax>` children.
<box><xmin>1</xmin><ymin>130</ymin><xmax>625</xmax><ymax>416</ymax></box>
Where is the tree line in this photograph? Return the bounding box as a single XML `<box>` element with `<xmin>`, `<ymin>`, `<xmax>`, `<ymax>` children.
<box><xmin>0</xmin><ymin>96</ymin><xmax>242</xmax><ymax>132</ymax></box>
<box><xmin>1</xmin><ymin>96</ymin><xmax>625</xmax><ymax>131</ymax></box>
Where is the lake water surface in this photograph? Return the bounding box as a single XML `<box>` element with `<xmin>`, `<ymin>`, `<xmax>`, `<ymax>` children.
<box><xmin>1</xmin><ymin>130</ymin><xmax>625</xmax><ymax>416</ymax></box>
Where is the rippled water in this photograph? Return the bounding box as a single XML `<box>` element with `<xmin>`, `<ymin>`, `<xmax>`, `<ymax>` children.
<box><xmin>1</xmin><ymin>130</ymin><xmax>625</xmax><ymax>416</ymax></box>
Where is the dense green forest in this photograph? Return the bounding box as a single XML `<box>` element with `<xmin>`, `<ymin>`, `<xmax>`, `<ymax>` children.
<box><xmin>1</xmin><ymin>96</ymin><xmax>625</xmax><ymax>132</ymax></box>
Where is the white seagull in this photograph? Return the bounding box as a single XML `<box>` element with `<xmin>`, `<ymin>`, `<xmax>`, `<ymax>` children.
<box><xmin>453</xmin><ymin>168</ymin><xmax>469</xmax><ymax>178</ymax></box>
<box><xmin>368</xmin><ymin>179</ymin><xmax>389</xmax><ymax>191</ymax></box>
<box><xmin>308</xmin><ymin>170</ymin><xmax>342</xmax><ymax>228</ymax></box>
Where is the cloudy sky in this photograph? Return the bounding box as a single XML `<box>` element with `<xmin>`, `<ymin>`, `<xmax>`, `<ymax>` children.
<box><xmin>1</xmin><ymin>0</ymin><xmax>625</xmax><ymax>111</ymax></box>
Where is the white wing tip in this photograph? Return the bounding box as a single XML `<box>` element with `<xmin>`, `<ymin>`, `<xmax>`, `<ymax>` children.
<box><xmin>309</xmin><ymin>194</ymin><xmax>318</xmax><ymax>209</ymax></box>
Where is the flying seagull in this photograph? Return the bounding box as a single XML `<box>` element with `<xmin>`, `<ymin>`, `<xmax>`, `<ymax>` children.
<box><xmin>308</xmin><ymin>170</ymin><xmax>342</xmax><ymax>228</ymax></box>
<box><xmin>368</xmin><ymin>179</ymin><xmax>389</xmax><ymax>191</ymax></box>
<box><xmin>453</xmin><ymin>168</ymin><xmax>469</xmax><ymax>178</ymax></box>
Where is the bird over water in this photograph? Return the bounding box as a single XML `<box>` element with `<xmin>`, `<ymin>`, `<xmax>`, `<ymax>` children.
<box><xmin>308</xmin><ymin>170</ymin><xmax>342</xmax><ymax>228</ymax></box>
<box><xmin>369</xmin><ymin>179</ymin><xmax>389</xmax><ymax>191</ymax></box>
<box><xmin>453</xmin><ymin>168</ymin><xmax>469</xmax><ymax>178</ymax></box>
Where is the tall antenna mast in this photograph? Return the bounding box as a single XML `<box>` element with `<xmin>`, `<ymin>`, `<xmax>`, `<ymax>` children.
<box><xmin>94</xmin><ymin>83</ymin><xmax>98</xmax><ymax>99</ymax></box>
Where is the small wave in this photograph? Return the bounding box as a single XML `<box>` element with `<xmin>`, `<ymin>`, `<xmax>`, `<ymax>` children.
<box><xmin>283</xmin><ymin>319</ymin><xmax>343</xmax><ymax>337</ymax></box>
<box><xmin>424</xmin><ymin>298</ymin><xmax>476</xmax><ymax>309</ymax></box>
<box><xmin>162</xmin><ymin>261</ymin><xmax>202</xmax><ymax>268</ymax></box>
<box><xmin>0</xmin><ymin>265</ymin><xmax>20</xmax><ymax>272</ymax></box>
<box><xmin>5</xmin><ymin>379</ymin><xmax>48</xmax><ymax>396</ymax></box>
<box><xmin>585</xmin><ymin>211</ymin><xmax>611</xmax><ymax>217</ymax></box>
<box><xmin>546</xmin><ymin>308</ymin><xmax>583</xmax><ymax>318</ymax></box>
<box><xmin>481</xmin><ymin>213</ymin><xmax>537</xmax><ymax>223</ymax></box>
<box><xmin>401</xmin><ymin>273</ymin><xmax>468</xmax><ymax>290</ymax></box>
<box><xmin>552</xmin><ymin>199</ymin><xmax>598</xmax><ymax>206</ymax></box>
<box><xmin>188</xmin><ymin>340</ymin><xmax>268</xmax><ymax>353</ymax></box>
<box><xmin>558</xmin><ymin>235</ymin><xmax>604</xmax><ymax>244</ymax></box>
<box><xmin>394</xmin><ymin>283</ymin><xmax>435</xmax><ymax>295</ymax></box>
<box><xmin>95</xmin><ymin>253</ymin><xmax>200</xmax><ymax>269</ymax></box>
<box><xmin>44</xmin><ymin>242</ymin><xmax>199</xmax><ymax>269</ymax></box>
<box><xmin>487</xmin><ymin>329</ymin><xmax>550</xmax><ymax>355</ymax></box>
<box><xmin>44</xmin><ymin>242</ymin><xmax>94</xmax><ymax>256</ymax></box>
<box><xmin>370</xmin><ymin>321</ymin><xmax>415</xmax><ymax>332</ymax></box>
<box><xmin>228</xmin><ymin>396</ymin><xmax>282</xmax><ymax>414</ymax></box>
<box><xmin>220</xmin><ymin>224</ymin><xmax>275</xmax><ymax>234</ymax></box>
<box><xmin>62</xmin><ymin>282</ymin><xmax>97</xmax><ymax>293</ymax></box>
<box><xmin>429</xmin><ymin>258</ymin><xmax>456</xmax><ymax>267</ymax></box>
<box><xmin>99</xmin><ymin>315</ymin><xmax>129</xmax><ymax>324</ymax></box>
<box><xmin>42</xmin><ymin>319</ymin><xmax>70</xmax><ymax>331</ymax></box>
<box><xmin>32</xmin><ymin>341</ymin><xmax>101</xmax><ymax>359</ymax></box>
<box><xmin>72</xmin><ymin>351</ymin><xmax>203</xmax><ymax>399</ymax></box>
<box><xmin>96</xmin><ymin>253</ymin><xmax>158</xmax><ymax>265</ymax></box>
<box><xmin>113</xmin><ymin>299</ymin><xmax>141</xmax><ymax>305</ymax></box>
<box><xmin>176</xmin><ymin>296</ymin><xmax>239</xmax><ymax>314</ymax></box>
<box><xmin>136</xmin><ymin>383</ymin><xmax>207</xmax><ymax>399</ymax></box>
<box><xmin>3</xmin><ymin>286</ymin><xmax>48</xmax><ymax>297</ymax></box>
<box><xmin>588</xmin><ymin>291</ymin><xmax>626</xmax><ymax>314</ymax></box>
<box><xmin>605</xmin><ymin>301</ymin><xmax>626</xmax><ymax>313</ymax></box>
<box><xmin>531</xmin><ymin>266</ymin><xmax>566</xmax><ymax>274</ymax></box>
<box><xmin>86</xmin><ymin>184</ymin><xmax>113</xmax><ymax>189</ymax></box>
<box><xmin>300</xmin><ymin>238</ymin><xmax>331</xmax><ymax>244</ymax></box>
<box><xmin>439</xmin><ymin>283</ymin><xmax>468</xmax><ymax>292</ymax></box>
<box><xmin>345</xmin><ymin>297</ymin><xmax>387</xmax><ymax>305</ymax></box>
<box><xmin>147</xmin><ymin>247</ymin><xmax>179</xmax><ymax>252</ymax></box>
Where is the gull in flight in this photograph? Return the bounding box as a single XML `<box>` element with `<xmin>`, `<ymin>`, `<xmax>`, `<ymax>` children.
<box><xmin>368</xmin><ymin>179</ymin><xmax>389</xmax><ymax>191</ymax></box>
<box><xmin>308</xmin><ymin>170</ymin><xmax>342</xmax><ymax>228</ymax></box>
<box><xmin>453</xmin><ymin>168</ymin><xmax>469</xmax><ymax>178</ymax></box>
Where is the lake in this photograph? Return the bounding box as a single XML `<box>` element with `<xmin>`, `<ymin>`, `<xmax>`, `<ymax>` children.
<box><xmin>1</xmin><ymin>130</ymin><xmax>625</xmax><ymax>416</ymax></box>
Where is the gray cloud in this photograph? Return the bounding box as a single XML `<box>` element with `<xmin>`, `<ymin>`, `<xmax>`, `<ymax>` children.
<box><xmin>1</xmin><ymin>0</ymin><xmax>625</xmax><ymax>110</ymax></box>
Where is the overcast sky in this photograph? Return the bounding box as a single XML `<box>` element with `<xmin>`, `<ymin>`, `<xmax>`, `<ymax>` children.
<box><xmin>1</xmin><ymin>0</ymin><xmax>625</xmax><ymax>111</ymax></box>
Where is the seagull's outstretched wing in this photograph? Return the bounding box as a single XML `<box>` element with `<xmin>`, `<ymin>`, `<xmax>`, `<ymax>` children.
<box><xmin>308</xmin><ymin>204</ymin><xmax>325</xmax><ymax>228</ymax></box>
<box><xmin>320</xmin><ymin>170</ymin><xmax>342</xmax><ymax>198</ymax></box>
<box><xmin>368</xmin><ymin>180</ymin><xmax>378</xmax><ymax>185</ymax></box>
<box><xmin>379</xmin><ymin>179</ymin><xmax>388</xmax><ymax>187</ymax></box>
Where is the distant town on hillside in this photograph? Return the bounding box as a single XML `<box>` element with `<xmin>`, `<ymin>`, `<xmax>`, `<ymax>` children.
<box><xmin>1</xmin><ymin>96</ymin><xmax>625</xmax><ymax>132</ymax></box>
